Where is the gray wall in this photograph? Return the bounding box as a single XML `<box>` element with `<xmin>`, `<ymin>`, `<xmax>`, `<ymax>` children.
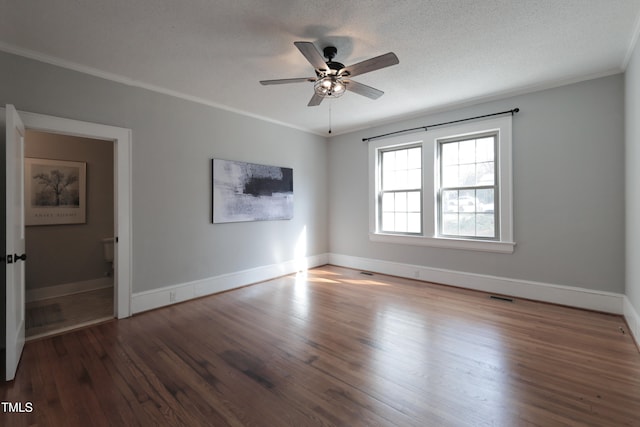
<box><xmin>626</xmin><ymin>40</ymin><xmax>640</xmax><ymax>313</ymax></box>
<box><xmin>0</xmin><ymin>48</ymin><xmax>627</xmax><ymax>299</ymax></box>
<box><xmin>329</xmin><ymin>74</ymin><xmax>625</xmax><ymax>293</ymax></box>
<box><xmin>25</xmin><ymin>130</ymin><xmax>114</xmax><ymax>290</ymax></box>
<box><xmin>0</xmin><ymin>51</ymin><xmax>329</xmax><ymax>294</ymax></box>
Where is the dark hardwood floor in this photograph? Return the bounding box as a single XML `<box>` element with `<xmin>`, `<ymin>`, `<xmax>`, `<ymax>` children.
<box><xmin>2</xmin><ymin>265</ymin><xmax>640</xmax><ymax>426</ymax></box>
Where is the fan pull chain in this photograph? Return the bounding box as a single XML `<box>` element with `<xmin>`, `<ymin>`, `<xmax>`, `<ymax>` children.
<box><xmin>328</xmin><ymin>102</ymin><xmax>332</xmax><ymax>134</ymax></box>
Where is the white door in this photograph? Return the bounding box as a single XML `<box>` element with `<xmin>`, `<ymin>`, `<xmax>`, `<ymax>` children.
<box><xmin>5</xmin><ymin>104</ymin><xmax>26</xmax><ymax>381</ymax></box>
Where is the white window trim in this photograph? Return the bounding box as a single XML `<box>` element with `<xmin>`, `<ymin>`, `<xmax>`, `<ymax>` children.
<box><xmin>368</xmin><ymin>115</ymin><xmax>515</xmax><ymax>253</ymax></box>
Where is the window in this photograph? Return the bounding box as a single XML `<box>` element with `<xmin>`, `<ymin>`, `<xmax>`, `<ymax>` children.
<box><xmin>439</xmin><ymin>133</ymin><xmax>497</xmax><ymax>239</ymax></box>
<box><xmin>369</xmin><ymin>115</ymin><xmax>514</xmax><ymax>253</ymax></box>
<box><xmin>379</xmin><ymin>145</ymin><xmax>422</xmax><ymax>234</ymax></box>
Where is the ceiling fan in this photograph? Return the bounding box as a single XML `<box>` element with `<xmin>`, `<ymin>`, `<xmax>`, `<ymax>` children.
<box><xmin>260</xmin><ymin>41</ymin><xmax>399</xmax><ymax>107</ymax></box>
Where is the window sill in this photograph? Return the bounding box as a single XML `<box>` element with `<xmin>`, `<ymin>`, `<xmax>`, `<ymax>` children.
<box><xmin>370</xmin><ymin>233</ymin><xmax>515</xmax><ymax>253</ymax></box>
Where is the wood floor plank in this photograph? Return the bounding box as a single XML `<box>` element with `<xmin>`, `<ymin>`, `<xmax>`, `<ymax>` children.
<box><xmin>2</xmin><ymin>265</ymin><xmax>640</xmax><ymax>426</ymax></box>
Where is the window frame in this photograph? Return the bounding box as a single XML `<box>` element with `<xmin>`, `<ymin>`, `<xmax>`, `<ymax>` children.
<box><xmin>437</xmin><ymin>131</ymin><xmax>499</xmax><ymax>240</ymax></box>
<box><xmin>378</xmin><ymin>143</ymin><xmax>423</xmax><ymax>235</ymax></box>
<box><xmin>368</xmin><ymin>115</ymin><xmax>514</xmax><ymax>253</ymax></box>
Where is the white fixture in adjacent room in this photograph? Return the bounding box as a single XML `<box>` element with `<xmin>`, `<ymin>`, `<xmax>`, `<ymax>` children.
<box><xmin>102</xmin><ymin>237</ymin><xmax>114</xmax><ymax>276</ymax></box>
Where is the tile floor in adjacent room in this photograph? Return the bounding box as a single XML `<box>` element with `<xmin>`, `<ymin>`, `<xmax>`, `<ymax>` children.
<box><xmin>25</xmin><ymin>286</ymin><xmax>114</xmax><ymax>340</ymax></box>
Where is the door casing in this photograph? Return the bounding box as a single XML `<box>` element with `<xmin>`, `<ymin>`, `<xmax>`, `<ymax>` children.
<box><xmin>11</xmin><ymin>108</ymin><xmax>132</xmax><ymax>319</ymax></box>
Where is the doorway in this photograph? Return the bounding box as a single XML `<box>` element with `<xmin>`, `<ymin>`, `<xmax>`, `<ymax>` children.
<box><xmin>24</xmin><ymin>130</ymin><xmax>115</xmax><ymax>339</ymax></box>
<box><xmin>17</xmin><ymin>109</ymin><xmax>132</xmax><ymax>322</ymax></box>
<box><xmin>4</xmin><ymin>106</ymin><xmax>132</xmax><ymax>380</ymax></box>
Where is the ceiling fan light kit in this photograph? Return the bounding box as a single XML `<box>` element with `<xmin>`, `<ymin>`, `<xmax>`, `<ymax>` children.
<box><xmin>260</xmin><ymin>41</ymin><xmax>399</xmax><ymax>107</ymax></box>
<box><xmin>314</xmin><ymin>76</ymin><xmax>346</xmax><ymax>98</ymax></box>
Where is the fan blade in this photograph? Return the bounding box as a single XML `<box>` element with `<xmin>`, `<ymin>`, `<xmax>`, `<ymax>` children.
<box><xmin>294</xmin><ymin>41</ymin><xmax>329</xmax><ymax>71</ymax></box>
<box><xmin>345</xmin><ymin>80</ymin><xmax>384</xmax><ymax>99</ymax></box>
<box><xmin>340</xmin><ymin>52</ymin><xmax>399</xmax><ymax>77</ymax></box>
<box><xmin>307</xmin><ymin>92</ymin><xmax>324</xmax><ymax>107</ymax></box>
<box><xmin>260</xmin><ymin>77</ymin><xmax>315</xmax><ymax>85</ymax></box>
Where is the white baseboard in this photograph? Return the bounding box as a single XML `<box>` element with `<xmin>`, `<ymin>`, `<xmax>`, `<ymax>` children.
<box><xmin>623</xmin><ymin>296</ymin><xmax>640</xmax><ymax>350</ymax></box>
<box><xmin>329</xmin><ymin>253</ymin><xmax>625</xmax><ymax>315</ymax></box>
<box><xmin>131</xmin><ymin>253</ymin><xmax>330</xmax><ymax>314</ymax></box>
<box><xmin>26</xmin><ymin>277</ymin><xmax>113</xmax><ymax>302</ymax></box>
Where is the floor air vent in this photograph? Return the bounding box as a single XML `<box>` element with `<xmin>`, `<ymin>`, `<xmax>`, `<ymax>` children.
<box><xmin>489</xmin><ymin>295</ymin><xmax>514</xmax><ymax>303</ymax></box>
<box><xmin>360</xmin><ymin>271</ymin><xmax>374</xmax><ymax>276</ymax></box>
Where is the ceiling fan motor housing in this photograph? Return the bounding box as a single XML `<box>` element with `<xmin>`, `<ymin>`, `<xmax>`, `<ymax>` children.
<box><xmin>323</xmin><ymin>46</ymin><xmax>338</xmax><ymax>61</ymax></box>
<box><xmin>321</xmin><ymin>46</ymin><xmax>345</xmax><ymax>75</ymax></box>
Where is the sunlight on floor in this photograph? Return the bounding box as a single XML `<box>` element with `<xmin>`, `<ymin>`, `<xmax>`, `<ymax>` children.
<box><xmin>342</xmin><ymin>278</ymin><xmax>391</xmax><ymax>286</ymax></box>
<box><xmin>305</xmin><ymin>277</ymin><xmax>341</xmax><ymax>284</ymax></box>
<box><xmin>293</xmin><ymin>273</ymin><xmax>310</xmax><ymax>320</ymax></box>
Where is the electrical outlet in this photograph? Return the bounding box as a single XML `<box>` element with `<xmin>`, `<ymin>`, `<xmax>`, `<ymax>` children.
<box><xmin>169</xmin><ymin>291</ymin><xmax>176</xmax><ymax>303</ymax></box>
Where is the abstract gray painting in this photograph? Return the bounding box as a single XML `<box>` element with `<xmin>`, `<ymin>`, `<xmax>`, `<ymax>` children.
<box><xmin>212</xmin><ymin>159</ymin><xmax>293</xmax><ymax>223</ymax></box>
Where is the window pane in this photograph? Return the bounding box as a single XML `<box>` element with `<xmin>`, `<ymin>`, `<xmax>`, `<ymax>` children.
<box><xmin>408</xmin><ymin>169</ymin><xmax>421</xmax><ymax>188</ymax></box>
<box><xmin>382</xmin><ymin>170</ymin><xmax>394</xmax><ymax>190</ymax></box>
<box><xmin>395</xmin><ymin>213</ymin><xmax>407</xmax><ymax>232</ymax></box>
<box><xmin>459</xmin><ymin>164</ymin><xmax>476</xmax><ymax>186</ymax></box>
<box><xmin>408</xmin><ymin>191</ymin><xmax>421</xmax><ymax>212</ymax></box>
<box><xmin>459</xmin><ymin>139</ymin><xmax>476</xmax><ymax>164</ymax></box>
<box><xmin>458</xmin><ymin>197</ymin><xmax>475</xmax><ymax>212</ymax></box>
<box><xmin>442</xmin><ymin>190</ymin><xmax>458</xmax><ymax>213</ymax></box>
<box><xmin>442</xmin><ymin>164</ymin><xmax>459</xmax><ymax>187</ymax></box>
<box><xmin>476</xmin><ymin>162</ymin><xmax>494</xmax><ymax>185</ymax></box>
<box><xmin>442</xmin><ymin>142</ymin><xmax>458</xmax><ymax>166</ymax></box>
<box><xmin>408</xmin><ymin>213</ymin><xmax>421</xmax><ymax>233</ymax></box>
<box><xmin>459</xmin><ymin>189</ymin><xmax>476</xmax><ymax>212</ymax></box>
<box><xmin>382</xmin><ymin>146</ymin><xmax>422</xmax><ymax>192</ymax></box>
<box><xmin>382</xmin><ymin>192</ymin><xmax>394</xmax><ymax>212</ymax></box>
<box><xmin>396</xmin><ymin>170</ymin><xmax>408</xmax><ymax>189</ymax></box>
<box><xmin>382</xmin><ymin>151</ymin><xmax>395</xmax><ymax>172</ymax></box>
<box><xmin>408</xmin><ymin>147</ymin><xmax>421</xmax><ymax>169</ymax></box>
<box><xmin>476</xmin><ymin>214</ymin><xmax>495</xmax><ymax>237</ymax></box>
<box><xmin>395</xmin><ymin>192</ymin><xmax>407</xmax><ymax>212</ymax></box>
<box><xmin>382</xmin><ymin>212</ymin><xmax>394</xmax><ymax>231</ymax></box>
<box><xmin>459</xmin><ymin>213</ymin><xmax>476</xmax><ymax>235</ymax></box>
<box><xmin>396</xmin><ymin>149</ymin><xmax>408</xmax><ymax>169</ymax></box>
<box><xmin>442</xmin><ymin>213</ymin><xmax>459</xmax><ymax>235</ymax></box>
<box><xmin>476</xmin><ymin>137</ymin><xmax>494</xmax><ymax>162</ymax></box>
<box><xmin>476</xmin><ymin>188</ymin><xmax>494</xmax><ymax>212</ymax></box>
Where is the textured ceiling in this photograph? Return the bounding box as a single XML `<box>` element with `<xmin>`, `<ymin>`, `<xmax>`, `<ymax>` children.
<box><xmin>1</xmin><ymin>0</ymin><xmax>639</xmax><ymax>136</ymax></box>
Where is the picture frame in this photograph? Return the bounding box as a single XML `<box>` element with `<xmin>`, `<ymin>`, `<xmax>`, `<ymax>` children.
<box><xmin>212</xmin><ymin>158</ymin><xmax>293</xmax><ymax>223</ymax></box>
<box><xmin>25</xmin><ymin>158</ymin><xmax>87</xmax><ymax>226</ymax></box>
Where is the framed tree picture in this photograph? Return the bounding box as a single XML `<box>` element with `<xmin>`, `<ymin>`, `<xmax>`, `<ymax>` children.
<box><xmin>25</xmin><ymin>158</ymin><xmax>87</xmax><ymax>226</ymax></box>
